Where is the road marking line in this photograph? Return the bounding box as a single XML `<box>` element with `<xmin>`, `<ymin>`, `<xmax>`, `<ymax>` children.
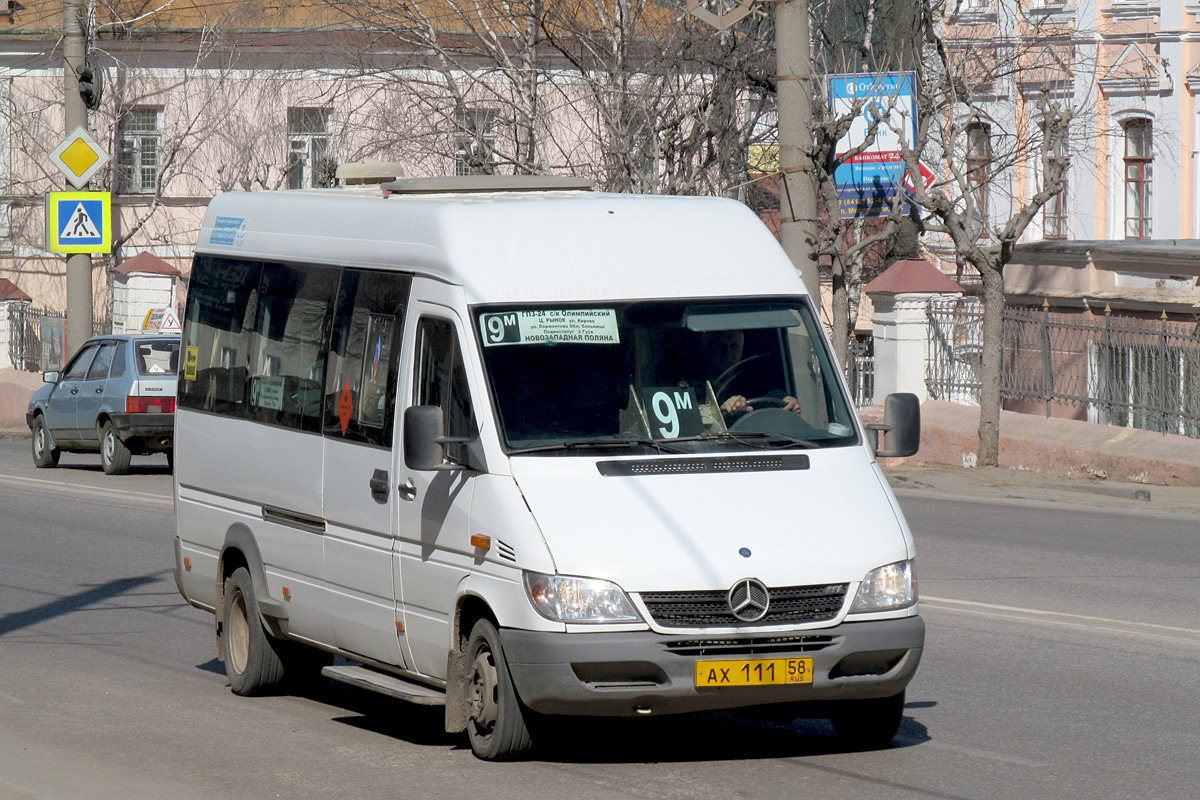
<box><xmin>922</xmin><ymin>596</ymin><xmax>1200</xmax><ymax>643</ymax></box>
<box><xmin>897</xmin><ymin>738</ymin><xmax>1050</xmax><ymax>768</ymax></box>
<box><xmin>0</xmin><ymin>472</ymin><xmax>171</xmax><ymax>506</ymax></box>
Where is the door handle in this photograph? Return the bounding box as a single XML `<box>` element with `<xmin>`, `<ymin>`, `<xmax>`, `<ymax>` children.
<box><xmin>398</xmin><ymin>478</ymin><xmax>417</xmax><ymax>501</ymax></box>
<box><xmin>95</xmin><ymin>387</ymin><xmax>104</xmax><ymax>394</ymax></box>
<box><xmin>70</xmin><ymin>387</ymin><xmax>78</xmax><ymax>394</ymax></box>
<box><xmin>369</xmin><ymin>469</ymin><xmax>390</xmax><ymax>501</ymax></box>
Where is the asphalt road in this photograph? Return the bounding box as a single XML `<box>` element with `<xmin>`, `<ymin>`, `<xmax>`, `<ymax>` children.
<box><xmin>0</xmin><ymin>439</ymin><xmax>1197</xmax><ymax>799</ymax></box>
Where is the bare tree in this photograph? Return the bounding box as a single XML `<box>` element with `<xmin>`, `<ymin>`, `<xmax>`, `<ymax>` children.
<box><xmin>900</xmin><ymin>0</ymin><xmax>1089</xmax><ymax>465</ymax></box>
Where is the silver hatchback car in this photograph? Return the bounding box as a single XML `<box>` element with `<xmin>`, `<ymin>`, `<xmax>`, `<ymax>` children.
<box><xmin>26</xmin><ymin>333</ymin><xmax>179</xmax><ymax>474</ymax></box>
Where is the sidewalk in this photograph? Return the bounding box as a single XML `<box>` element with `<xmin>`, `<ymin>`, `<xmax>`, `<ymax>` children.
<box><xmin>864</xmin><ymin>400</ymin><xmax>1200</xmax><ymax>487</ymax></box>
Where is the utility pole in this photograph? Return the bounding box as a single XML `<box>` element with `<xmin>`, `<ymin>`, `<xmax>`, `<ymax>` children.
<box><xmin>63</xmin><ymin>0</ymin><xmax>93</xmax><ymax>358</ymax></box>
<box><xmin>776</xmin><ymin>0</ymin><xmax>820</xmax><ymax>299</ymax></box>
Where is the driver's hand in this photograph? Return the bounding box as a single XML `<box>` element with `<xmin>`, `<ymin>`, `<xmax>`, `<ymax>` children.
<box><xmin>782</xmin><ymin>396</ymin><xmax>802</xmax><ymax>415</ymax></box>
<box><xmin>722</xmin><ymin>395</ymin><xmax>752</xmax><ymax>414</ymax></box>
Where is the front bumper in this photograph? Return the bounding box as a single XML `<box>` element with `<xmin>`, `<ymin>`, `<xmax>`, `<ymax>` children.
<box><xmin>108</xmin><ymin>412</ymin><xmax>174</xmax><ymax>448</ymax></box>
<box><xmin>500</xmin><ymin>615</ymin><xmax>924</xmax><ymax>717</ymax></box>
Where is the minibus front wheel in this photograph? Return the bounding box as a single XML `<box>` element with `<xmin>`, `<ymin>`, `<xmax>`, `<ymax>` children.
<box><xmin>222</xmin><ymin>567</ymin><xmax>286</xmax><ymax>696</ymax></box>
<box><xmin>829</xmin><ymin>690</ymin><xmax>906</xmax><ymax>750</ymax></box>
<box><xmin>464</xmin><ymin>619</ymin><xmax>532</xmax><ymax>760</ymax></box>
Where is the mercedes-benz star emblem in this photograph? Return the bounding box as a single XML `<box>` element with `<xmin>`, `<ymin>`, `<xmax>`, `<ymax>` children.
<box><xmin>727</xmin><ymin>578</ymin><xmax>770</xmax><ymax>622</ymax></box>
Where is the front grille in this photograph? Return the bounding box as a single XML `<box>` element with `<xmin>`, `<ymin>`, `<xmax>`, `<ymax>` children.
<box><xmin>663</xmin><ymin>634</ymin><xmax>837</xmax><ymax>657</ymax></box>
<box><xmin>639</xmin><ymin>583</ymin><xmax>848</xmax><ymax>628</ymax></box>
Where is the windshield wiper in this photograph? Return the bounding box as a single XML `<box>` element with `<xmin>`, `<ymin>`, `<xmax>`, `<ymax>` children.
<box><xmin>668</xmin><ymin>430</ymin><xmax>821</xmax><ymax>449</ymax></box>
<box><xmin>509</xmin><ymin>436</ymin><xmax>688</xmax><ymax>455</ymax></box>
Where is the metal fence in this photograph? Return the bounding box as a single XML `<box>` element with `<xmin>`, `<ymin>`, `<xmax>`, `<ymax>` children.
<box><xmin>6</xmin><ymin>303</ymin><xmax>109</xmax><ymax>372</ymax></box>
<box><xmin>846</xmin><ymin>337</ymin><xmax>875</xmax><ymax>407</ymax></box>
<box><xmin>926</xmin><ymin>298</ymin><xmax>1200</xmax><ymax>439</ymax></box>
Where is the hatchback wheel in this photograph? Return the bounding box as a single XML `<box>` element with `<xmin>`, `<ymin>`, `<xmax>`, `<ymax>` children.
<box><xmin>31</xmin><ymin>416</ymin><xmax>60</xmax><ymax>468</ymax></box>
<box><xmin>100</xmin><ymin>421</ymin><xmax>132</xmax><ymax>475</ymax></box>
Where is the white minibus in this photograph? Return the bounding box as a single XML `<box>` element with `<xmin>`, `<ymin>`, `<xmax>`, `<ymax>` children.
<box><xmin>173</xmin><ymin>175</ymin><xmax>923</xmax><ymax>760</ymax></box>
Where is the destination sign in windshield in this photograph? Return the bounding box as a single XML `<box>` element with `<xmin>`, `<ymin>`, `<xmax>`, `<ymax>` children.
<box><xmin>480</xmin><ymin>309</ymin><xmax>620</xmax><ymax>346</ymax></box>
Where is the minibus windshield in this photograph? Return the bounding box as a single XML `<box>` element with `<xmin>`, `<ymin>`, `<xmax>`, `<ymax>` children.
<box><xmin>474</xmin><ymin>298</ymin><xmax>860</xmax><ymax>454</ymax></box>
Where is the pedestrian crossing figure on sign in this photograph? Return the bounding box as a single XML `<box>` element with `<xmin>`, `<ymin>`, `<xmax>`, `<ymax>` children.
<box><xmin>63</xmin><ymin>203</ymin><xmax>101</xmax><ymax>240</ymax></box>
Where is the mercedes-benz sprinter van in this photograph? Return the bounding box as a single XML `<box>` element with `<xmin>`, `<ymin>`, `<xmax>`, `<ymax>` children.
<box><xmin>172</xmin><ymin>175</ymin><xmax>923</xmax><ymax>760</ymax></box>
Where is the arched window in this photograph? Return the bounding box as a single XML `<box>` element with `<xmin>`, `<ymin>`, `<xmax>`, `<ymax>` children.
<box><xmin>1123</xmin><ymin>119</ymin><xmax>1153</xmax><ymax>239</ymax></box>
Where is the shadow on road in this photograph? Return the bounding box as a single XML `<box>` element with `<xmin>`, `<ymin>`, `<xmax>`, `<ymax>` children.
<box><xmin>56</xmin><ymin>462</ymin><xmax>172</xmax><ymax>477</ymax></box>
<box><xmin>301</xmin><ymin>678</ymin><xmax>934</xmax><ymax>762</ymax></box>
<box><xmin>0</xmin><ymin>571</ymin><xmax>165</xmax><ymax>637</ymax></box>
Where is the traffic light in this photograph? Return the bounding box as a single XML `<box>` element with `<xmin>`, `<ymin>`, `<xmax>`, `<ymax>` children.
<box><xmin>76</xmin><ymin>62</ymin><xmax>101</xmax><ymax>110</ymax></box>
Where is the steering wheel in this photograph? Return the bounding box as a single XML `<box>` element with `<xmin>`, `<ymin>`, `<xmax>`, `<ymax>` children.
<box><xmin>713</xmin><ymin>354</ymin><xmax>772</xmax><ymax>399</ymax></box>
<box><xmin>730</xmin><ymin>407</ymin><xmax>820</xmax><ymax>438</ymax></box>
<box><xmin>743</xmin><ymin>396</ymin><xmax>786</xmax><ymax>409</ymax></box>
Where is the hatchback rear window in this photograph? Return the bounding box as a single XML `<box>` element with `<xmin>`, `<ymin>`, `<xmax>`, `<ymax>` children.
<box><xmin>136</xmin><ymin>339</ymin><xmax>180</xmax><ymax>376</ymax></box>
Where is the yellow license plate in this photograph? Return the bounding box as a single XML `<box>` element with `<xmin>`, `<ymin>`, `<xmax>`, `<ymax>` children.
<box><xmin>695</xmin><ymin>657</ymin><xmax>813</xmax><ymax>687</ymax></box>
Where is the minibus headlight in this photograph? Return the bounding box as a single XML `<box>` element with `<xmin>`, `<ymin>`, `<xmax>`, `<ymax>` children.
<box><xmin>523</xmin><ymin>572</ymin><xmax>643</xmax><ymax>623</ymax></box>
<box><xmin>850</xmin><ymin>560</ymin><xmax>917</xmax><ymax>613</ymax></box>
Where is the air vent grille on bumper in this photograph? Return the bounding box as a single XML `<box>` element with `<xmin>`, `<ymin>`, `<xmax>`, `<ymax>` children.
<box><xmin>639</xmin><ymin>584</ymin><xmax>849</xmax><ymax>627</ymax></box>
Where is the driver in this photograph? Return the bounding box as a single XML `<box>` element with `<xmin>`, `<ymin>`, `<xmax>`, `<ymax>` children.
<box><xmin>700</xmin><ymin>330</ymin><xmax>802</xmax><ymax>417</ymax></box>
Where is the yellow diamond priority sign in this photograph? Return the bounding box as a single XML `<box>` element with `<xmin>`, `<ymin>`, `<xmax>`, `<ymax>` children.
<box><xmin>49</xmin><ymin>126</ymin><xmax>110</xmax><ymax>189</ymax></box>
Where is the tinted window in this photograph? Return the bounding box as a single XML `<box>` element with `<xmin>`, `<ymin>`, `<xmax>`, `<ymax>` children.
<box><xmin>324</xmin><ymin>270</ymin><xmax>411</xmax><ymax>447</ymax></box>
<box><xmin>86</xmin><ymin>343</ymin><xmax>117</xmax><ymax>381</ymax></box>
<box><xmin>414</xmin><ymin>318</ymin><xmax>477</xmax><ymax>463</ymax></box>
<box><xmin>62</xmin><ymin>344</ymin><xmax>98</xmax><ymax>381</ymax></box>
<box><xmin>246</xmin><ymin>261</ymin><xmax>338</xmax><ymax>433</ymax></box>
<box><xmin>180</xmin><ymin>256</ymin><xmax>262</xmax><ymax>416</ymax></box>
<box><xmin>136</xmin><ymin>339</ymin><xmax>179</xmax><ymax>375</ymax></box>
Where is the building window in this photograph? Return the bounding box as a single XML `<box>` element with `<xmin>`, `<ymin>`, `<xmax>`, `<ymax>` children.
<box><xmin>1043</xmin><ymin>172</ymin><xmax>1067</xmax><ymax>239</ymax></box>
<box><xmin>287</xmin><ymin>107</ymin><xmax>333</xmax><ymax>190</ymax></box>
<box><xmin>965</xmin><ymin>122</ymin><xmax>990</xmax><ymax>229</ymax></box>
<box><xmin>116</xmin><ymin>107</ymin><xmax>162</xmax><ymax>194</ymax></box>
<box><xmin>453</xmin><ymin>107</ymin><xmax>499</xmax><ymax>176</ymax></box>
<box><xmin>1123</xmin><ymin>119</ymin><xmax>1152</xmax><ymax>239</ymax></box>
<box><xmin>1041</xmin><ymin>122</ymin><xmax>1067</xmax><ymax>239</ymax></box>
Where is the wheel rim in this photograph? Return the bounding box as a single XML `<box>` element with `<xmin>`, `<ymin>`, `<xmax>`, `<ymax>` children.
<box><xmin>33</xmin><ymin>425</ymin><xmax>45</xmax><ymax>459</ymax></box>
<box><xmin>227</xmin><ymin>590</ymin><xmax>250</xmax><ymax>675</ymax></box>
<box><xmin>102</xmin><ymin>429</ymin><xmax>114</xmax><ymax>464</ymax></box>
<box><xmin>467</xmin><ymin>649</ymin><xmax>500</xmax><ymax>739</ymax></box>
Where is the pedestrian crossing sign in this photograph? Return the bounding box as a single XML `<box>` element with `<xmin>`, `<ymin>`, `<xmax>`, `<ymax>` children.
<box><xmin>46</xmin><ymin>191</ymin><xmax>112</xmax><ymax>253</ymax></box>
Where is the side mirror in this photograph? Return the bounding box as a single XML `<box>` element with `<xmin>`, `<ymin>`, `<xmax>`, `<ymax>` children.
<box><xmin>867</xmin><ymin>392</ymin><xmax>920</xmax><ymax>458</ymax></box>
<box><xmin>404</xmin><ymin>405</ymin><xmax>473</xmax><ymax>471</ymax></box>
<box><xmin>43</xmin><ymin>371</ymin><xmax>60</xmax><ymax>384</ymax></box>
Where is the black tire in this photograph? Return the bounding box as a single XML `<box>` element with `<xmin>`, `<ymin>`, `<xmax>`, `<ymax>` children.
<box><xmin>829</xmin><ymin>691</ymin><xmax>906</xmax><ymax>750</ymax></box>
<box><xmin>166</xmin><ymin>449</ymin><xmax>174</xmax><ymax>472</ymax></box>
<box><xmin>30</xmin><ymin>416</ymin><xmax>60</xmax><ymax>468</ymax></box>
<box><xmin>464</xmin><ymin>618</ymin><xmax>532</xmax><ymax>760</ymax></box>
<box><xmin>278</xmin><ymin>640</ymin><xmax>334</xmax><ymax>690</ymax></box>
<box><xmin>100</xmin><ymin>421</ymin><xmax>132</xmax><ymax>475</ymax></box>
<box><xmin>222</xmin><ymin>567</ymin><xmax>287</xmax><ymax>696</ymax></box>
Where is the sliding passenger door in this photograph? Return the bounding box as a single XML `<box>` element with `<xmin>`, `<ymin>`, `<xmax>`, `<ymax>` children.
<box><xmin>320</xmin><ymin>269</ymin><xmax>413</xmax><ymax>668</ymax></box>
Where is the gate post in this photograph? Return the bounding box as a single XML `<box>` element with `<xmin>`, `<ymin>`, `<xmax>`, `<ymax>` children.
<box><xmin>866</xmin><ymin>259</ymin><xmax>964</xmax><ymax>403</ymax></box>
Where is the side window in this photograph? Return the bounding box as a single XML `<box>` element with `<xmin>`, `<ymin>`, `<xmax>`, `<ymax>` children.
<box><xmin>86</xmin><ymin>343</ymin><xmax>117</xmax><ymax>381</ymax></box>
<box><xmin>246</xmin><ymin>261</ymin><xmax>339</xmax><ymax>432</ymax></box>
<box><xmin>180</xmin><ymin>256</ymin><xmax>262</xmax><ymax>416</ymax></box>
<box><xmin>62</xmin><ymin>345</ymin><xmax>98</xmax><ymax>381</ymax></box>
<box><xmin>110</xmin><ymin>342</ymin><xmax>127</xmax><ymax>379</ymax></box>
<box><xmin>414</xmin><ymin>317</ymin><xmax>477</xmax><ymax>463</ymax></box>
<box><xmin>324</xmin><ymin>269</ymin><xmax>412</xmax><ymax>447</ymax></box>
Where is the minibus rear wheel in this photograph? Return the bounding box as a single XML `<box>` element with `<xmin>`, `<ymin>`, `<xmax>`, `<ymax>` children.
<box><xmin>829</xmin><ymin>691</ymin><xmax>905</xmax><ymax>750</ymax></box>
<box><xmin>464</xmin><ymin>619</ymin><xmax>532</xmax><ymax>760</ymax></box>
<box><xmin>222</xmin><ymin>567</ymin><xmax>286</xmax><ymax>696</ymax></box>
